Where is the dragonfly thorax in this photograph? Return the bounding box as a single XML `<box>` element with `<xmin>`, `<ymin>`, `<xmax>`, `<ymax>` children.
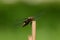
<box><xmin>22</xmin><ymin>16</ymin><xmax>34</xmax><ymax>27</ymax></box>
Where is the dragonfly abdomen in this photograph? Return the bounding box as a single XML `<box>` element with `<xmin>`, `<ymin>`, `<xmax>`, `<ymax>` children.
<box><xmin>22</xmin><ymin>19</ymin><xmax>31</xmax><ymax>27</ymax></box>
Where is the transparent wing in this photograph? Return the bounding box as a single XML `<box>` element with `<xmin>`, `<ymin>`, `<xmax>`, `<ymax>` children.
<box><xmin>28</xmin><ymin>11</ymin><xmax>45</xmax><ymax>26</ymax></box>
<box><xmin>30</xmin><ymin>11</ymin><xmax>45</xmax><ymax>21</ymax></box>
<box><xmin>14</xmin><ymin>17</ymin><xmax>26</xmax><ymax>27</ymax></box>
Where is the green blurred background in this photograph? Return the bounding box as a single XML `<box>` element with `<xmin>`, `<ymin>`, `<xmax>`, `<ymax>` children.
<box><xmin>0</xmin><ymin>1</ymin><xmax>60</xmax><ymax>40</ymax></box>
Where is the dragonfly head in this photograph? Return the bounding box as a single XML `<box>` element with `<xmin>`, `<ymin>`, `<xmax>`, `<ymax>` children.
<box><xmin>28</xmin><ymin>16</ymin><xmax>35</xmax><ymax>21</ymax></box>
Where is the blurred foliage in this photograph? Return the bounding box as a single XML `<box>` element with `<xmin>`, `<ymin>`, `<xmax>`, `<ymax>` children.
<box><xmin>0</xmin><ymin>2</ymin><xmax>60</xmax><ymax>40</ymax></box>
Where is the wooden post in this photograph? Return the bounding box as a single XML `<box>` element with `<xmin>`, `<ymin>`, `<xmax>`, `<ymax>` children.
<box><xmin>32</xmin><ymin>21</ymin><xmax>36</xmax><ymax>40</ymax></box>
<box><xmin>28</xmin><ymin>21</ymin><xmax>36</xmax><ymax>40</ymax></box>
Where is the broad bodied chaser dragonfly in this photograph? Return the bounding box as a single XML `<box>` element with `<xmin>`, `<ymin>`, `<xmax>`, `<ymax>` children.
<box><xmin>14</xmin><ymin>12</ymin><xmax>45</xmax><ymax>28</ymax></box>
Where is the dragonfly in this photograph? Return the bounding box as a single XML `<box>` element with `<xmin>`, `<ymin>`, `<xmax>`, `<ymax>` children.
<box><xmin>14</xmin><ymin>12</ymin><xmax>45</xmax><ymax>27</ymax></box>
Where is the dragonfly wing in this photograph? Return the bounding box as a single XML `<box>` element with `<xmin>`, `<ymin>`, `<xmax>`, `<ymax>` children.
<box><xmin>35</xmin><ymin>12</ymin><xmax>45</xmax><ymax>20</ymax></box>
<box><xmin>14</xmin><ymin>18</ymin><xmax>26</xmax><ymax>27</ymax></box>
